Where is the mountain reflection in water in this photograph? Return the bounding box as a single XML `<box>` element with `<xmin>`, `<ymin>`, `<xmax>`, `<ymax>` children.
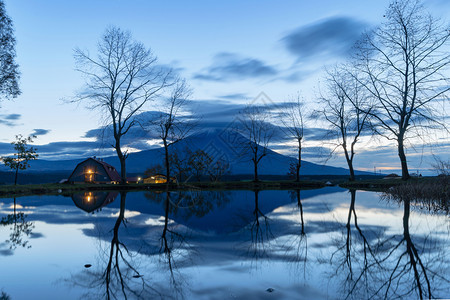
<box><xmin>0</xmin><ymin>187</ymin><xmax>448</xmax><ymax>299</ymax></box>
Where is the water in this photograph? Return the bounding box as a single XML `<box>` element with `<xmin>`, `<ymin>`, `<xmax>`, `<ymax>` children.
<box><xmin>0</xmin><ymin>187</ymin><xmax>448</xmax><ymax>299</ymax></box>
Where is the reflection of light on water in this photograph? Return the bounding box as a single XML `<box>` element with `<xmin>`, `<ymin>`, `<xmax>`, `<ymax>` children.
<box><xmin>9</xmin><ymin>204</ymin><xmax>24</xmax><ymax>209</ymax></box>
<box><xmin>144</xmin><ymin>216</ymin><xmax>174</xmax><ymax>226</ymax></box>
<box><xmin>110</xmin><ymin>210</ymin><xmax>141</xmax><ymax>218</ymax></box>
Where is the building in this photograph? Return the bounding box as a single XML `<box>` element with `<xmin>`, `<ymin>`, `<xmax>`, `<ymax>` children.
<box><xmin>143</xmin><ymin>174</ymin><xmax>177</xmax><ymax>184</ymax></box>
<box><xmin>68</xmin><ymin>157</ymin><xmax>122</xmax><ymax>184</ymax></box>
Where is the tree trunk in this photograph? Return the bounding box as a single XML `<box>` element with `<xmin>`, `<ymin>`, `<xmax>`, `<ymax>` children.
<box><xmin>343</xmin><ymin>145</ymin><xmax>355</xmax><ymax>181</ymax></box>
<box><xmin>398</xmin><ymin>137</ymin><xmax>410</xmax><ymax>180</ymax></box>
<box><xmin>296</xmin><ymin>139</ymin><xmax>302</xmax><ymax>182</ymax></box>
<box><xmin>115</xmin><ymin>141</ymin><xmax>127</xmax><ymax>183</ymax></box>
<box><xmin>253</xmin><ymin>160</ymin><xmax>259</xmax><ymax>182</ymax></box>
<box><xmin>14</xmin><ymin>165</ymin><xmax>19</xmax><ymax>185</ymax></box>
<box><xmin>347</xmin><ymin>160</ymin><xmax>355</xmax><ymax>182</ymax></box>
<box><xmin>119</xmin><ymin>155</ymin><xmax>126</xmax><ymax>184</ymax></box>
<box><xmin>163</xmin><ymin>139</ymin><xmax>170</xmax><ymax>188</ymax></box>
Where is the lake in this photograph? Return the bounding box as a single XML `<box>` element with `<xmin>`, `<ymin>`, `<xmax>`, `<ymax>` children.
<box><xmin>0</xmin><ymin>187</ymin><xmax>449</xmax><ymax>299</ymax></box>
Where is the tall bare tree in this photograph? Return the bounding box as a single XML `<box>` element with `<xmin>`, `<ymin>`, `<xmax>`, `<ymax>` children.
<box><xmin>73</xmin><ymin>26</ymin><xmax>172</xmax><ymax>182</ymax></box>
<box><xmin>280</xmin><ymin>94</ymin><xmax>306</xmax><ymax>182</ymax></box>
<box><xmin>149</xmin><ymin>78</ymin><xmax>193</xmax><ymax>186</ymax></box>
<box><xmin>237</xmin><ymin>104</ymin><xmax>274</xmax><ymax>182</ymax></box>
<box><xmin>354</xmin><ymin>0</ymin><xmax>450</xmax><ymax>180</ymax></box>
<box><xmin>0</xmin><ymin>0</ymin><xmax>20</xmax><ymax>100</ymax></box>
<box><xmin>318</xmin><ymin>67</ymin><xmax>371</xmax><ymax>181</ymax></box>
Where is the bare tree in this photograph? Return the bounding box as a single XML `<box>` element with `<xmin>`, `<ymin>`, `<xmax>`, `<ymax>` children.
<box><xmin>169</xmin><ymin>150</ymin><xmax>191</xmax><ymax>182</ymax></box>
<box><xmin>0</xmin><ymin>0</ymin><xmax>20</xmax><ymax>100</ymax></box>
<box><xmin>237</xmin><ymin>104</ymin><xmax>274</xmax><ymax>182</ymax></box>
<box><xmin>431</xmin><ymin>155</ymin><xmax>450</xmax><ymax>176</ymax></box>
<box><xmin>73</xmin><ymin>26</ymin><xmax>172</xmax><ymax>182</ymax></box>
<box><xmin>317</xmin><ymin>67</ymin><xmax>371</xmax><ymax>181</ymax></box>
<box><xmin>147</xmin><ymin>78</ymin><xmax>193</xmax><ymax>187</ymax></box>
<box><xmin>354</xmin><ymin>0</ymin><xmax>450</xmax><ymax>180</ymax></box>
<box><xmin>187</xmin><ymin>149</ymin><xmax>212</xmax><ymax>182</ymax></box>
<box><xmin>207</xmin><ymin>158</ymin><xmax>230</xmax><ymax>182</ymax></box>
<box><xmin>279</xmin><ymin>94</ymin><xmax>306</xmax><ymax>182</ymax></box>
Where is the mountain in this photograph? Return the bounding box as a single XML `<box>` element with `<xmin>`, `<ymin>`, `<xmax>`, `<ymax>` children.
<box><xmin>5</xmin><ymin>129</ymin><xmax>373</xmax><ymax>176</ymax></box>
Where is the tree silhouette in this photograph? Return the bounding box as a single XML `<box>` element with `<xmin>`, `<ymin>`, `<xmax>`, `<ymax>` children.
<box><xmin>0</xmin><ymin>198</ymin><xmax>34</xmax><ymax>250</ymax></box>
<box><xmin>73</xmin><ymin>26</ymin><xmax>173</xmax><ymax>182</ymax></box>
<box><xmin>0</xmin><ymin>0</ymin><xmax>20</xmax><ymax>100</ymax></box>
<box><xmin>353</xmin><ymin>0</ymin><xmax>450</xmax><ymax>180</ymax></box>
<box><xmin>1</xmin><ymin>135</ymin><xmax>38</xmax><ymax>185</ymax></box>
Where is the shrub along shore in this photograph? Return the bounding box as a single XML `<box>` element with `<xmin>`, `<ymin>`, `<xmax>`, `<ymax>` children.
<box><xmin>0</xmin><ymin>176</ymin><xmax>446</xmax><ymax>198</ymax></box>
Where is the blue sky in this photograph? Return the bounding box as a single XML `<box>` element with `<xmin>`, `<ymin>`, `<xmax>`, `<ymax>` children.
<box><xmin>0</xmin><ymin>0</ymin><xmax>449</xmax><ymax>174</ymax></box>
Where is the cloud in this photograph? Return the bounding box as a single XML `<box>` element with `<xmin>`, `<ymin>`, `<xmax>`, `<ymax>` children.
<box><xmin>0</xmin><ymin>113</ymin><xmax>21</xmax><ymax>127</ymax></box>
<box><xmin>31</xmin><ymin>129</ymin><xmax>51</xmax><ymax>136</ymax></box>
<box><xmin>194</xmin><ymin>52</ymin><xmax>278</xmax><ymax>81</ymax></box>
<box><xmin>4</xmin><ymin>114</ymin><xmax>20</xmax><ymax>120</ymax></box>
<box><xmin>217</xmin><ymin>93</ymin><xmax>248</xmax><ymax>100</ymax></box>
<box><xmin>281</xmin><ymin>16</ymin><xmax>368</xmax><ymax>61</ymax></box>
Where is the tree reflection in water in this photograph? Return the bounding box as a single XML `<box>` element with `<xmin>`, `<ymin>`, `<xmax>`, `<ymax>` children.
<box><xmin>378</xmin><ymin>192</ymin><xmax>449</xmax><ymax>299</ymax></box>
<box><xmin>285</xmin><ymin>189</ymin><xmax>308</xmax><ymax>275</ymax></box>
<box><xmin>330</xmin><ymin>189</ymin><xmax>383</xmax><ymax>299</ymax></box>
<box><xmin>0</xmin><ymin>197</ymin><xmax>34</xmax><ymax>251</ymax></box>
<box><xmin>158</xmin><ymin>190</ymin><xmax>191</xmax><ymax>298</ymax></box>
<box><xmin>330</xmin><ymin>189</ymin><xmax>449</xmax><ymax>300</ymax></box>
<box><xmin>245</xmin><ymin>190</ymin><xmax>273</xmax><ymax>260</ymax></box>
<box><xmin>69</xmin><ymin>192</ymin><xmax>161</xmax><ymax>300</ymax></box>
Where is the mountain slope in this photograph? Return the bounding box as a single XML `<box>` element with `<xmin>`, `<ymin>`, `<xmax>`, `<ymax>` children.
<box><xmin>8</xmin><ymin>129</ymin><xmax>373</xmax><ymax>176</ymax></box>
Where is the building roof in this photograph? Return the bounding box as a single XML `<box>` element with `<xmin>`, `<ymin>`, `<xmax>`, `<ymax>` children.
<box><xmin>68</xmin><ymin>157</ymin><xmax>122</xmax><ymax>182</ymax></box>
<box><xmin>95</xmin><ymin>159</ymin><xmax>122</xmax><ymax>182</ymax></box>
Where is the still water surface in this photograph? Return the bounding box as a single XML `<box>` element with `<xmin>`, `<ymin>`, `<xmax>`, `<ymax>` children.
<box><xmin>0</xmin><ymin>187</ymin><xmax>449</xmax><ymax>299</ymax></box>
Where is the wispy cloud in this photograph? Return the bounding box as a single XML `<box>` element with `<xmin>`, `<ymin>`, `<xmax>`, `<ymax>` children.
<box><xmin>0</xmin><ymin>113</ymin><xmax>21</xmax><ymax>127</ymax></box>
<box><xmin>217</xmin><ymin>93</ymin><xmax>248</xmax><ymax>100</ymax></box>
<box><xmin>194</xmin><ymin>52</ymin><xmax>278</xmax><ymax>81</ymax></box>
<box><xmin>31</xmin><ymin>129</ymin><xmax>51</xmax><ymax>136</ymax></box>
<box><xmin>281</xmin><ymin>16</ymin><xmax>368</xmax><ymax>62</ymax></box>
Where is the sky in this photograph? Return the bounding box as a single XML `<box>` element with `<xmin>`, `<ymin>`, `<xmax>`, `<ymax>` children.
<box><xmin>0</xmin><ymin>0</ymin><xmax>449</xmax><ymax>174</ymax></box>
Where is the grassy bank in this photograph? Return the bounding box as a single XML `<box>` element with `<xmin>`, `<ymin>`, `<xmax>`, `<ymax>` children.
<box><xmin>339</xmin><ymin>176</ymin><xmax>447</xmax><ymax>191</ymax></box>
<box><xmin>0</xmin><ymin>180</ymin><xmax>325</xmax><ymax>198</ymax></box>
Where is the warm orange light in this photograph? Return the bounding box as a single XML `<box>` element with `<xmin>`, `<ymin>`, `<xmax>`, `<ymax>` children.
<box><xmin>85</xmin><ymin>192</ymin><xmax>93</xmax><ymax>203</ymax></box>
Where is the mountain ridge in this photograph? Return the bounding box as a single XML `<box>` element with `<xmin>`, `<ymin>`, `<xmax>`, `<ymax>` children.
<box><xmin>1</xmin><ymin>129</ymin><xmax>374</xmax><ymax>176</ymax></box>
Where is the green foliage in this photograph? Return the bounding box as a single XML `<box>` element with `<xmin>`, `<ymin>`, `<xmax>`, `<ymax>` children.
<box><xmin>1</xmin><ymin>135</ymin><xmax>38</xmax><ymax>170</ymax></box>
<box><xmin>0</xmin><ymin>291</ymin><xmax>11</xmax><ymax>300</ymax></box>
<box><xmin>1</xmin><ymin>134</ymin><xmax>38</xmax><ymax>184</ymax></box>
<box><xmin>0</xmin><ymin>0</ymin><xmax>20</xmax><ymax>99</ymax></box>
